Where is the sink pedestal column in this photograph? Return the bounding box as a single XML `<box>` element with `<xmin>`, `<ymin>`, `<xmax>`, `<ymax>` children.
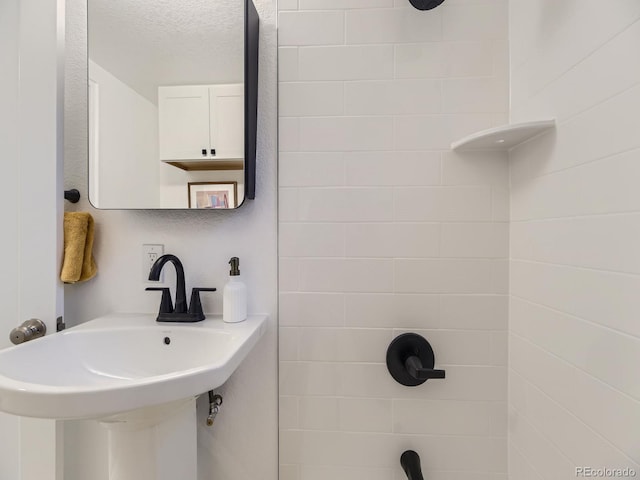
<box><xmin>101</xmin><ymin>398</ymin><xmax>197</xmax><ymax>480</ymax></box>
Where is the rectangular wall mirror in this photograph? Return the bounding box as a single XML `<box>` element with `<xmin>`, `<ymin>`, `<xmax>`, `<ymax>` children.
<box><xmin>88</xmin><ymin>0</ymin><xmax>258</xmax><ymax>209</ymax></box>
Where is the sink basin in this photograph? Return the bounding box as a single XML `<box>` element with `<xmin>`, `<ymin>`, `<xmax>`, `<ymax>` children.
<box><xmin>0</xmin><ymin>313</ymin><xmax>267</xmax><ymax>419</ymax></box>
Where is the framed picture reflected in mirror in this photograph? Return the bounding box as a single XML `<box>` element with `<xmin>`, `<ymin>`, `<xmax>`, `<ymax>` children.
<box><xmin>188</xmin><ymin>182</ymin><xmax>238</xmax><ymax>209</ymax></box>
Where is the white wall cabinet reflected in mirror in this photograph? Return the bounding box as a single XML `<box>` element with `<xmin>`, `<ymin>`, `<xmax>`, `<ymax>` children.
<box><xmin>159</xmin><ymin>84</ymin><xmax>244</xmax><ymax>165</ymax></box>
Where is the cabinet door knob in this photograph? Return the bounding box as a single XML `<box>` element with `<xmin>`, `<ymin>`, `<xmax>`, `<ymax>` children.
<box><xmin>210</xmin><ymin>149</ymin><xmax>216</xmax><ymax>156</ymax></box>
<box><xmin>201</xmin><ymin>149</ymin><xmax>207</xmax><ymax>156</ymax></box>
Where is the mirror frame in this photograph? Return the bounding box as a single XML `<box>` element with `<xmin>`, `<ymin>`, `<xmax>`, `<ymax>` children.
<box><xmin>245</xmin><ymin>0</ymin><xmax>259</xmax><ymax>201</ymax></box>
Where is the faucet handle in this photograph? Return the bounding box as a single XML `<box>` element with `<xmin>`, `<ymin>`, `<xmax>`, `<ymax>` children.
<box><xmin>188</xmin><ymin>288</ymin><xmax>217</xmax><ymax>320</ymax></box>
<box><xmin>145</xmin><ymin>287</ymin><xmax>174</xmax><ymax>314</ymax></box>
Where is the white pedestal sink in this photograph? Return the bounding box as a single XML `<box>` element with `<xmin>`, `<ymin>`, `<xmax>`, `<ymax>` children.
<box><xmin>0</xmin><ymin>313</ymin><xmax>268</xmax><ymax>479</ymax></box>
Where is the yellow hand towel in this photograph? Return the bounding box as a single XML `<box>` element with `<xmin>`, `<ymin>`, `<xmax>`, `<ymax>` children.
<box><xmin>61</xmin><ymin>212</ymin><xmax>98</xmax><ymax>283</ymax></box>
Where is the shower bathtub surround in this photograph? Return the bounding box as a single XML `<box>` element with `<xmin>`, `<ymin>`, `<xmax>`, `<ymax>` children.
<box><xmin>278</xmin><ymin>1</ymin><xmax>509</xmax><ymax>478</ymax></box>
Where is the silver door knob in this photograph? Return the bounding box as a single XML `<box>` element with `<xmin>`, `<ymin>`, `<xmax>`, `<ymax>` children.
<box><xmin>10</xmin><ymin>319</ymin><xmax>47</xmax><ymax>345</ymax></box>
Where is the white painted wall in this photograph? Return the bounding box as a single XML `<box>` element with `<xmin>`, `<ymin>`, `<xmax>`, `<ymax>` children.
<box><xmin>88</xmin><ymin>60</ymin><xmax>160</xmax><ymax>209</ymax></box>
<box><xmin>278</xmin><ymin>1</ymin><xmax>510</xmax><ymax>479</ymax></box>
<box><xmin>508</xmin><ymin>2</ymin><xmax>640</xmax><ymax>478</ymax></box>
<box><xmin>64</xmin><ymin>0</ymin><xmax>278</xmax><ymax>479</ymax></box>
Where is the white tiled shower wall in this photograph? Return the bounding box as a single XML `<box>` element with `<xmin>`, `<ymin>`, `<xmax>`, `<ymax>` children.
<box><xmin>508</xmin><ymin>2</ymin><xmax>640</xmax><ymax>479</ymax></box>
<box><xmin>278</xmin><ymin>1</ymin><xmax>510</xmax><ymax>478</ymax></box>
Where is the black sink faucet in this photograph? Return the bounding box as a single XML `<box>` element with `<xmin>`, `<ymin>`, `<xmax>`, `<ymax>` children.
<box><xmin>146</xmin><ymin>254</ymin><xmax>216</xmax><ymax>322</ymax></box>
<box><xmin>148</xmin><ymin>254</ymin><xmax>187</xmax><ymax>312</ymax></box>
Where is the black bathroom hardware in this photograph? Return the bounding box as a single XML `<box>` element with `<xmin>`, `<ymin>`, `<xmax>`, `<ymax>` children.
<box><xmin>386</xmin><ymin>333</ymin><xmax>446</xmax><ymax>386</ymax></box>
<box><xmin>146</xmin><ymin>254</ymin><xmax>216</xmax><ymax>322</ymax></box>
<box><xmin>401</xmin><ymin>450</ymin><xmax>424</xmax><ymax>480</ymax></box>
<box><xmin>206</xmin><ymin>391</ymin><xmax>223</xmax><ymax>426</ymax></box>
<box><xmin>409</xmin><ymin>0</ymin><xmax>444</xmax><ymax>10</ymax></box>
<box><xmin>64</xmin><ymin>189</ymin><xmax>81</xmax><ymax>203</ymax></box>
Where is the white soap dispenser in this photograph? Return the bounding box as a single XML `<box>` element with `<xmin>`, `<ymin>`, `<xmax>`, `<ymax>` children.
<box><xmin>223</xmin><ymin>257</ymin><xmax>247</xmax><ymax>323</ymax></box>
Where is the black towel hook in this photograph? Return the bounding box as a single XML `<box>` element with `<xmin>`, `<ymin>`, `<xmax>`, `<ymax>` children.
<box><xmin>64</xmin><ymin>189</ymin><xmax>81</xmax><ymax>203</ymax></box>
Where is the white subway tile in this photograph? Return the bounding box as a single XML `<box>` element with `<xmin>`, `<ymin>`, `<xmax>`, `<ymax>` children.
<box><xmin>299</xmin><ymin>45</ymin><xmax>394</xmax><ymax>81</ymax></box>
<box><xmin>338</xmin><ymin>363</ymin><xmax>506</xmax><ymax>401</ymax></box>
<box><xmin>490</xmin><ymin>331</ymin><xmax>508</xmax><ymax>366</ymax></box>
<box><xmin>280</xmin><ymin>396</ymin><xmax>299</xmax><ymax>430</ymax></box>
<box><xmin>442</xmin><ymin>150</ymin><xmax>509</xmax><ymax>187</ymax></box>
<box><xmin>510</xmin><ymin>335</ymin><xmax>640</xmax><ymax>463</ymax></box>
<box><xmin>345</xmin><ymin>293</ymin><xmax>441</xmax><ymax>329</ymax></box>
<box><xmin>280</xmin><ymin>464</ymin><xmax>300</xmax><ymax>480</ymax></box>
<box><xmin>279</xmin><ymin>362</ymin><xmax>340</xmax><ymax>396</ymax></box>
<box><xmin>511</xmin><ymin>260</ymin><xmax>640</xmax><ymax>339</ymax></box>
<box><xmin>279</xmin><ymin>257</ymin><xmax>300</xmax><ymax>292</ymax></box>
<box><xmin>491</xmin><ymin>187</ymin><xmax>510</xmax><ymax>222</ymax></box>
<box><xmin>279</xmin><ymin>292</ymin><xmax>345</xmax><ymax>327</ymax></box>
<box><xmin>300</xmin><ymin>117</ymin><xmax>394</xmax><ymax>152</ymax></box>
<box><xmin>279</xmin><ymin>327</ymin><xmax>299</xmax><ymax>361</ymax></box>
<box><xmin>279</xmin><ymin>11</ymin><xmax>345</xmax><ymax>46</ymax></box>
<box><xmin>279</xmin><ymin>223</ymin><xmax>346</xmax><ymax>257</ymax></box>
<box><xmin>345</xmin><ymin>79</ymin><xmax>440</xmax><ymax>115</ymax></box>
<box><xmin>509</xmin><ymin>406</ymin><xmax>576</xmax><ymax>479</ymax></box>
<box><xmin>280</xmin><ymin>82</ymin><xmax>344</xmax><ymax>117</ymax></box>
<box><xmin>394</xmin><ymin>186</ymin><xmax>492</xmax><ymax>222</ymax></box>
<box><xmin>511</xmin><ymin>214</ymin><xmax>640</xmax><ymax>275</ymax></box>
<box><xmin>345</xmin><ymin>151</ymin><xmax>441</xmax><ymax>187</ymax></box>
<box><xmin>442</xmin><ymin>76</ymin><xmax>509</xmax><ymax>113</ymax></box>
<box><xmin>279</xmin><ymin>152</ymin><xmax>345</xmax><ymax>187</ymax></box>
<box><xmin>394</xmin><ymin>114</ymin><xmax>495</xmax><ymax>150</ymax></box>
<box><xmin>394</xmin><ymin>43</ymin><xmax>444</xmax><ymax>79</ymax></box>
<box><xmin>440</xmin><ymin>294</ymin><xmax>508</xmax><ymax>330</ymax></box>
<box><xmin>345</xmin><ymin>223</ymin><xmax>440</xmax><ymax>258</ymax></box>
<box><xmin>299</xmin><ymin>0</ymin><xmax>393</xmax><ymax>9</ymax></box>
<box><xmin>279</xmin><ymin>0</ymin><xmax>298</xmax><ymax>11</ymax></box>
<box><xmin>393</xmin><ymin>399</ymin><xmax>493</xmax><ymax>435</ymax></box>
<box><xmin>279</xmin><ymin>188</ymin><xmax>299</xmax><ymax>222</ymax></box>
<box><xmin>303</xmin><ymin>466</ymin><xmax>393</xmax><ymax>480</ymax></box>
<box><xmin>512</xmin><ymin>149</ymin><xmax>640</xmax><ymax>221</ymax></box>
<box><xmin>279</xmin><ymin>117</ymin><xmax>300</xmax><ymax>152</ymax></box>
<box><xmin>299</xmin><ymin>396</ymin><xmax>340</xmax><ymax>430</ymax></box>
<box><xmin>298</xmin><ymin>327</ymin><xmax>392</xmax><ymax>362</ymax></box>
<box><xmin>511</xmin><ymin>86</ymin><xmax>640</xmax><ymax>183</ymax></box>
<box><xmin>298</xmin><ymin>187</ymin><xmax>394</xmax><ymax>222</ymax></box>
<box><xmin>279</xmin><ymin>47</ymin><xmax>299</xmax><ymax>81</ymax></box>
<box><xmin>339</xmin><ymin>398</ymin><xmax>392</xmax><ymax>433</ymax></box>
<box><xmin>441</xmin><ymin>222</ymin><xmax>508</xmax><ymax>258</ymax></box>
<box><xmin>508</xmin><ymin>442</ymin><xmax>545</xmax><ymax>480</ymax></box>
<box><xmin>299</xmin><ymin>258</ymin><xmax>394</xmax><ymax>293</ymax></box>
<box><xmin>345</xmin><ymin>8</ymin><xmax>441</xmax><ymax>44</ymax></box>
<box><xmin>510</xmin><ymin>372</ymin><xmax>640</xmax><ymax>472</ymax></box>
<box><xmin>511</xmin><ymin>298</ymin><xmax>640</xmax><ymax>401</ymax></box>
<box><xmin>394</xmin><ymin>258</ymin><xmax>500</xmax><ymax>294</ymax></box>
<box><xmin>510</xmin><ymin>0</ymin><xmax>640</xmax><ymax>101</ymax></box>
<box><xmin>442</xmin><ymin>3</ymin><xmax>508</xmax><ymax>41</ymax></box>
<box><xmin>394</xmin><ymin>328</ymin><xmax>495</xmax><ymax>365</ymax></box>
<box><xmin>444</xmin><ymin>41</ymin><xmax>495</xmax><ymax>77</ymax></box>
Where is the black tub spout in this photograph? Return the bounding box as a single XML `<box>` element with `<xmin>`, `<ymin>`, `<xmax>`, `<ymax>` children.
<box><xmin>401</xmin><ymin>450</ymin><xmax>424</xmax><ymax>480</ymax></box>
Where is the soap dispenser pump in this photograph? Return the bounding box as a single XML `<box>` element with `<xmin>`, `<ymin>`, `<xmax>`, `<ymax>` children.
<box><xmin>223</xmin><ymin>257</ymin><xmax>247</xmax><ymax>323</ymax></box>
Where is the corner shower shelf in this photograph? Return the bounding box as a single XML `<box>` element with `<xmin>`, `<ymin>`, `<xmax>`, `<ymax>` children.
<box><xmin>451</xmin><ymin>119</ymin><xmax>556</xmax><ymax>152</ymax></box>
